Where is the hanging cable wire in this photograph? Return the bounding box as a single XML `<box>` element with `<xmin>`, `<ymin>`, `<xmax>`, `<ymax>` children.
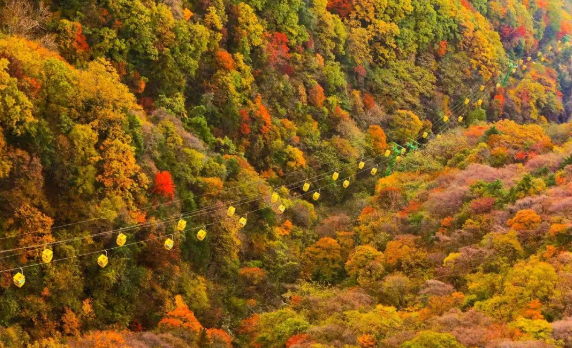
<box><xmin>0</xmin><ymin>158</ymin><xmax>391</xmax><ymax>275</ymax></box>
<box><xmin>0</xmin><ymin>149</ymin><xmax>382</xmax><ymax>251</ymax></box>
<box><xmin>0</xmin><ymin>154</ymin><xmax>383</xmax><ymax>258</ymax></box>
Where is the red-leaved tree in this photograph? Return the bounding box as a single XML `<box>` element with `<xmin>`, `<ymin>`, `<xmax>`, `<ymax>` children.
<box><xmin>153</xmin><ymin>171</ymin><xmax>176</xmax><ymax>198</ymax></box>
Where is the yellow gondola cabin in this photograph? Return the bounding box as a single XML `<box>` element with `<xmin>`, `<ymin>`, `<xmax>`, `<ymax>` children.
<box><xmin>227</xmin><ymin>206</ymin><xmax>236</xmax><ymax>217</ymax></box>
<box><xmin>164</xmin><ymin>238</ymin><xmax>174</xmax><ymax>250</ymax></box>
<box><xmin>332</xmin><ymin>172</ymin><xmax>339</xmax><ymax>181</ymax></box>
<box><xmin>116</xmin><ymin>233</ymin><xmax>127</xmax><ymax>247</ymax></box>
<box><xmin>303</xmin><ymin>182</ymin><xmax>310</xmax><ymax>192</ymax></box>
<box><xmin>197</xmin><ymin>229</ymin><xmax>207</xmax><ymax>241</ymax></box>
<box><xmin>371</xmin><ymin>167</ymin><xmax>378</xmax><ymax>175</ymax></box>
<box><xmin>42</xmin><ymin>249</ymin><xmax>53</xmax><ymax>263</ymax></box>
<box><xmin>312</xmin><ymin>192</ymin><xmax>320</xmax><ymax>201</ymax></box>
<box><xmin>13</xmin><ymin>272</ymin><xmax>25</xmax><ymax>288</ymax></box>
<box><xmin>177</xmin><ymin>219</ymin><xmax>187</xmax><ymax>232</ymax></box>
<box><xmin>271</xmin><ymin>192</ymin><xmax>279</xmax><ymax>203</ymax></box>
<box><xmin>278</xmin><ymin>205</ymin><xmax>286</xmax><ymax>213</ymax></box>
<box><xmin>239</xmin><ymin>217</ymin><xmax>247</xmax><ymax>227</ymax></box>
<box><xmin>343</xmin><ymin>180</ymin><xmax>350</xmax><ymax>188</ymax></box>
<box><xmin>358</xmin><ymin>161</ymin><xmax>365</xmax><ymax>169</ymax></box>
<box><xmin>98</xmin><ymin>253</ymin><xmax>108</xmax><ymax>268</ymax></box>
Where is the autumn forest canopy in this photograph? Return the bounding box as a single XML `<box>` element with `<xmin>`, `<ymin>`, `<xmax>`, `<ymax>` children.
<box><xmin>2</xmin><ymin>0</ymin><xmax>572</xmax><ymax>347</ymax></box>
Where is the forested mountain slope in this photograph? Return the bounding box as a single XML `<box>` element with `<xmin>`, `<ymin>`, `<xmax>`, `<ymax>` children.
<box><xmin>0</xmin><ymin>0</ymin><xmax>572</xmax><ymax>347</ymax></box>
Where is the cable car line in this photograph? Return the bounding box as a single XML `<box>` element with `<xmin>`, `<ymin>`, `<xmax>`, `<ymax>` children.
<box><xmin>0</xmin><ymin>160</ymin><xmax>389</xmax><ymax>275</ymax></box>
<box><xmin>0</xmin><ymin>155</ymin><xmax>383</xmax><ymax>257</ymax></box>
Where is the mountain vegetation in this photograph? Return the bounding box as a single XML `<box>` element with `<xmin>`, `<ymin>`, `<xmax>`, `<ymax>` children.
<box><xmin>0</xmin><ymin>0</ymin><xmax>572</xmax><ymax>347</ymax></box>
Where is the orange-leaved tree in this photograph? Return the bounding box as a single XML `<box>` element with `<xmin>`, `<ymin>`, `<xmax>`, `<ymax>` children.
<box><xmin>302</xmin><ymin>237</ymin><xmax>343</xmax><ymax>282</ymax></box>
<box><xmin>158</xmin><ymin>295</ymin><xmax>203</xmax><ymax>334</ymax></box>
<box><xmin>507</xmin><ymin>209</ymin><xmax>541</xmax><ymax>231</ymax></box>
